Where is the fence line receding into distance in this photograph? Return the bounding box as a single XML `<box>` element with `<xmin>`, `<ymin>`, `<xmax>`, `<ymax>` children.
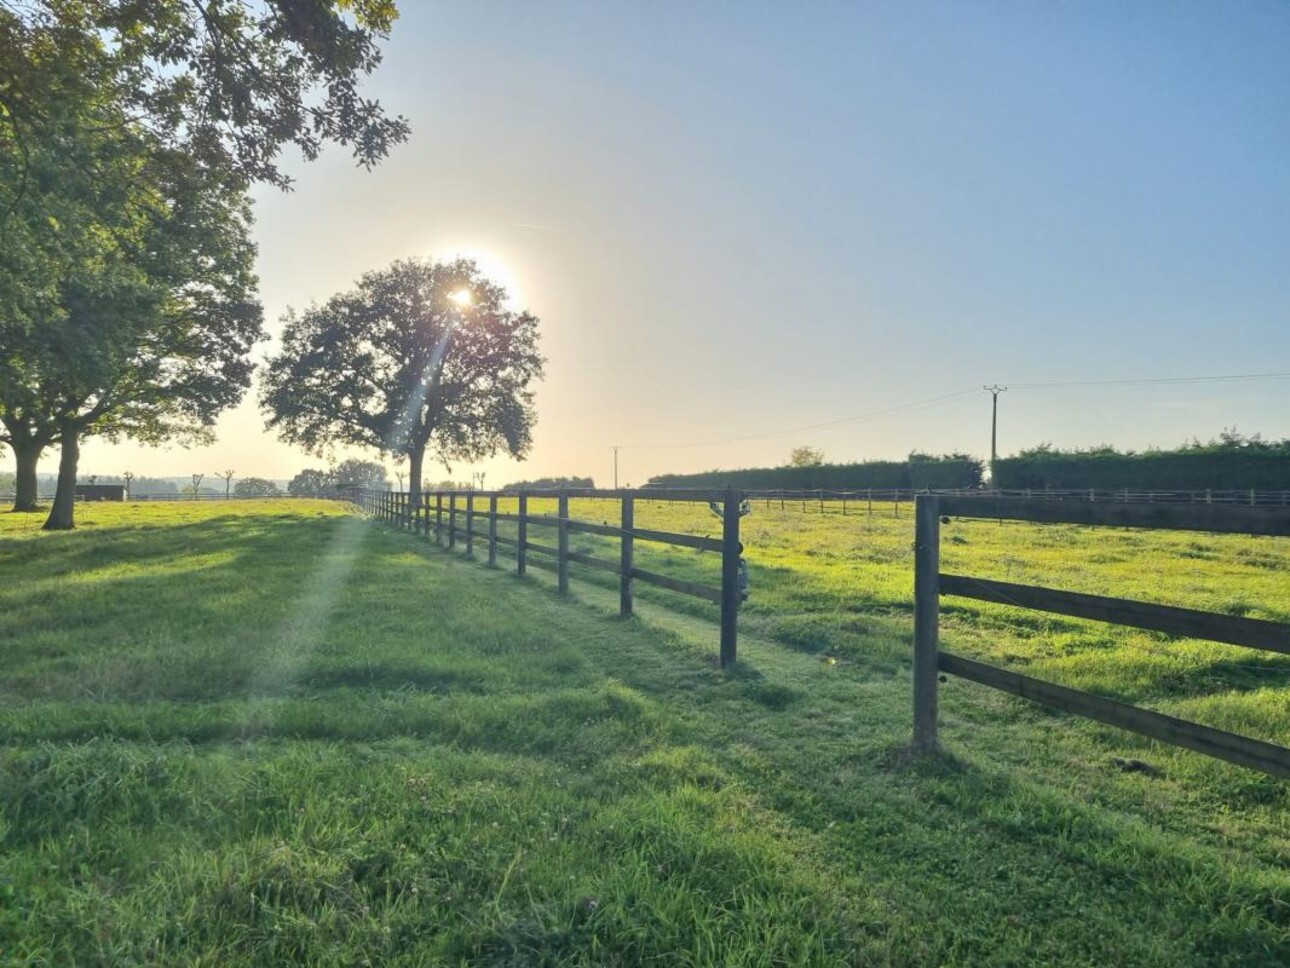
<box><xmin>356</xmin><ymin>487</ymin><xmax>745</xmax><ymax>666</ymax></box>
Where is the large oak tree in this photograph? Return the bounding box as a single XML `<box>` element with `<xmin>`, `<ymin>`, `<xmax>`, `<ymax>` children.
<box><xmin>261</xmin><ymin>259</ymin><xmax>544</xmax><ymax>508</ymax></box>
<box><xmin>0</xmin><ymin>132</ymin><xmax>264</xmax><ymax>528</ymax></box>
<box><xmin>1</xmin><ymin>1</ymin><xmax>406</xmax><ymax>512</ymax></box>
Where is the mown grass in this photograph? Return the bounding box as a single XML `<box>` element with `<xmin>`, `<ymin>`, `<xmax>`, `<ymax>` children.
<box><xmin>1</xmin><ymin>499</ymin><xmax>1287</xmax><ymax>965</ymax></box>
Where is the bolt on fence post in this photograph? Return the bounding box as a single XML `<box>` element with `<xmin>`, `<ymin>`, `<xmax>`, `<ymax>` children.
<box><xmin>720</xmin><ymin>486</ymin><xmax>741</xmax><ymax>668</ymax></box>
<box><xmin>557</xmin><ymin>489</ymin><xmax>570</xmax><ymax>595</ymax></box>
<box><xmin>488</xmin><ymin>494</ymin><xmax>498</xmax><ymax>566</ymax></box>
<box><xmin>913</xmin><ymin>495</ymin><xmax>941</xmax><ymax>749</ymax></box>
<box><xmin>448</xmin><ymin>492</ymin><xmax>457</xmax><ymax>549</ymax></box>
<box><xmin>517</xmin><ymin>492</ymin><xmax>528</xmax><ymax>575</ymax></box>
<box><xmin>620</xmin><ymin>493</ymin><xmax>634</xmax><ymax>617</ymax></box>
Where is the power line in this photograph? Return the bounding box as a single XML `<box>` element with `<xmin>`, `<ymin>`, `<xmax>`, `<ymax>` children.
<box><xmin>1008</xmin><ymin>372</ymin><xmax>1290</xmax><ymax>390</ymax></box>
<box><xmin>620</xmin><ymin>388</ymin><xmax>980</xmax><ymax>451</ymax></box>
<box><xmin>614</xmin><ymin>370</ymin><xmax>1290</xmax><ymax>454</ymax></box>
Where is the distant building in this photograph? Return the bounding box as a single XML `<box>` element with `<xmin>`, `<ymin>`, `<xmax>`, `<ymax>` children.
<box><xmin>75</xmin><ymin>484</ymin><xmax>126</xmax><ymax>502</ymax></box>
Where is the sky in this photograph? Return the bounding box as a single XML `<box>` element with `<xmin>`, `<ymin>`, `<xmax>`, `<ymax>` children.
<box><xmin>76</xmin><ymin>0</ymin><xmax>1290</xmax><ymax>487</ymax></box>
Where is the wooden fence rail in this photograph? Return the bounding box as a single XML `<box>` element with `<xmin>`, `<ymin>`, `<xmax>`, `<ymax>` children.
<box><xmin>913</xmin><ymin>495</ymin><xmax>1290</xmax><ymax>778</ymax></box>
<box><xmin>740</xmin><ymin>487</ymin><xmax>1290</xmax><ymax>515</ymax></box>
<box><xmin>355</xmin><ymin>487</ymin><xmax>744</xmax><ymax>665</ymax></box>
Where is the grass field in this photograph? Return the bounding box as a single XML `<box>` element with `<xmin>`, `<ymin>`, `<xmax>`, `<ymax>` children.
<box><xmin>1</xmin><ymin>499</ymin><xmax>1287</xmax><ymax>965</ymax></box>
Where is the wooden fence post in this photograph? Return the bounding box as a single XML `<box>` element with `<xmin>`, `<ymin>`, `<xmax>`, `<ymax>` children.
<box><xmin>448</xmin><ymin>492</ymin><xmax>457</xmax><ymax>549</ymax></box>
<box><xmin>620</xmin><ymin>493</ymin><xmax>634</xmax><ymax>617</ymax></box>
<box><xmin>435</xmin><ymin>493</ymin><xmax>443</xmax><ymax>543</ymax></box>
<box><xmin>518</xmin><ymin>492</ymin><xmax>528</xmax><ymax>575</ymax></box>
<box><xmin>468</xmin><ymin>492</ymin><xmax>478</xmax><ymax>553</ymax></box>
<box><xmin>913</xmin><ymin>495</ymin><xmax>941</xmax><ymax>748</ymax></box>
<box><xmin>720</xmin><ymin>486</ymin><xmax>741</xmax><ymax>667</ymax></box>
<box><xmin>557</xmin><ymin>490</ymin><xmax>570</xmax><ymax>595</ymax></box>
<box><xmin>488</xmin><ymin>494</ymin><xmax>498</xmax><ymax>566</ymax></box>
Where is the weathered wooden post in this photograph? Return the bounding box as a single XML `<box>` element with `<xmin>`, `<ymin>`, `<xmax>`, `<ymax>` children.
<box><xmin>448</xmin><ymin>492</ymin><xmax>457</xmax><ymax>549</ymax></box>
<box><xmin>517</xmin><ymin>492</ymin><xmax>528</xmax><ymax>575</ymax></box>
<box><xmin>465</xmin><ymin>492</ymin><xmax>475</xmax><ymax>556</ymax></box>
<box><xmin>488</xmin><ymin>494</ymin><xmax>498</xmax><ymax>566</ymax></box>
<box><xmin>435</xmin><ymin>493</ymin><xmax>444</xmax><ymax>543</ymax></box>
<box><xmin>720</xmin><ymin>486</ymin><xmax>741</xmax><ymax>667</ymax></box>
<box><xmin>913</xmin><ymin>495</ymin><xmax>941</xmax><ymax>749</ymax></box>
<box><xmin>620</xmin><ymin>492</ymin><xmax>634</xmax><ymax>617</ymax></box>
<box><xmin>557</xmin><ymin>489</ymin><xmax>570</xmax><ymax>595</ymax></box>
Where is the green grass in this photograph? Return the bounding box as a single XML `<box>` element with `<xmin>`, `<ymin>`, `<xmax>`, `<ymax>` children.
<box><xmin>1</xmin><ymin>499</ymin><xmax>1287</xmax><ymax>965</ymax></box>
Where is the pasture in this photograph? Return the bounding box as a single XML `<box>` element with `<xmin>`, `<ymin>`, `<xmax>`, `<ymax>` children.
<box><xmin>1</xmin><ymin>500</ymin><xmax>1287</xmax><ymax>965</ymax></box>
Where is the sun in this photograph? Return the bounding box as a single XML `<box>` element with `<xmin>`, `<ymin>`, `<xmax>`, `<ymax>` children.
<box><xmin>432</xmin><ymin>243</ymin><xmax>525</xmax><ymax>308</ymax></box>
<box><xmin>449</xmin><ymin>289</ymin><xmax>474</xmax><ymax>308</ymax></box>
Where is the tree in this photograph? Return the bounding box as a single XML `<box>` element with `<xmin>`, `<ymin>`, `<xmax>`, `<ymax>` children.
<box><xmin>789</xmin><ymin>446</ymin><xmax>825</xmax><ymax>468</ymax></box>
<box><xmin>234</xmin><ymin>477</ymin><xmax>279</xmax><ymax>497</ymax></box>
<box><xmin>1</xmin><ymin>2</ymin><xmax>406</xmax><ymax>516</ymax></box>
<box><xmin>262</xmin><ymin>259</ymin><xmax>545</xmax><ymax>510</ymax></box>
<box><xmin>330</xmin><ymin>458</ymin><xmax>390</xmax><ymax>492</ymax></box>
<box><xmin>217</xmin><ymin>469</ymin><xmax>236</xmax><ymax>499</ymax></box>
<box><xmin>504</xmin><ymin>476</ymin><xmax>595</xmax><ymax>490</ymax></box>
<box><xmin>288</xmin><ymin>467</ymin><xmax>334</xmax><ymax>498</ymax></box>
<box><xmin>0</xmin><ymin>124</ymin><xmax>265</xmax><ymax>529</ymax></box>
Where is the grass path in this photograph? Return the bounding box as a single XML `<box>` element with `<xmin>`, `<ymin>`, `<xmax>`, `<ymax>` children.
<box><xmin>1</xmin><ymin>501</ymin><xmax>1286</xmax><ymax>965</ymax></box>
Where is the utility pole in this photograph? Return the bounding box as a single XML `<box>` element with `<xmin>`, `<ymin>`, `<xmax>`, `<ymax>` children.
<box><xmin>611</xmin><ymin>445</ymin><xmax>620</xmax><ymax>490</ymax></box>
<box><xmin>983</xmin><ymin>385</ymin><xmax>1007</xmax><ymax>483</ymax></box>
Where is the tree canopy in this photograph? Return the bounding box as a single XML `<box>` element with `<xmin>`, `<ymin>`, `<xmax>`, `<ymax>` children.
<box><xmin>789</xmin><ymin>446</ymin><xmax>826</xmax><ymax>468</ymax></box>
<box><xmin>261</xmin><ymin>258</ymin><xmax>544</xmax><ymax>505</ymax></box>
<box><xmin>234</xmin><ymin>476</ymin><xmax>279</xmax><ymax>497</ymax></box>
<box><xmin>1</xmin><ymin>1</ymin><xmax>409</xmax><ymax>195</ymax></box>
<box><xmin>0</xmin><ymin>116</ymin><xmax>265</xmax><ymax>527</ymax></box>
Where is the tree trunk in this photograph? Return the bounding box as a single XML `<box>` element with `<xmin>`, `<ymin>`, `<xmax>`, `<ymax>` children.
<box><xmin>42</xmin><ymin>427</ymin><xmax>79</xmax><ymax>531</ymax></box>
<box><xmin>11</xmin><ymin>439</ymin><xmax>42</xmax><ymax>512</ymax></box>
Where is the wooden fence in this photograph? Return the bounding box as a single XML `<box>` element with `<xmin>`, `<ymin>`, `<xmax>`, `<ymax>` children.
<box><xmin>356</xmin><ymin>487</ymin><xmax>745</xmax><ymax>666</ymax></box>
<box><xmin>748</xmin><ymin>487</ymin><xmax>1290</xmax><ymax>516</ymax></box>
<box><xmin>912</xmin><ymin>495</ymin><xmax>1290</xmax><ymax>778</ymax></box>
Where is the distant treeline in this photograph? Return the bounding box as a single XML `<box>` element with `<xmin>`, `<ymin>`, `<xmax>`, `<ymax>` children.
<box><xmin>502</xmin><ymin>476</ymin><xmax>595</xmax><ymax>490</ymax></box>
<box><xmin>646</xmin><ymin>455</ymin><xmax>983</xmax><ymax>491</ymax></box>
<box><xmin>994</xmin><ymin>434</ymin><xmax>1290</xmax><ymax>491</ymax></box>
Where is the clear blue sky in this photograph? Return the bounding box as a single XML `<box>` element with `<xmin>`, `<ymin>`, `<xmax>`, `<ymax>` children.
<box><xmin>83</xmin><ymin>0</ymin><xmax>1290</xmax><ymax>485</ymax></box>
